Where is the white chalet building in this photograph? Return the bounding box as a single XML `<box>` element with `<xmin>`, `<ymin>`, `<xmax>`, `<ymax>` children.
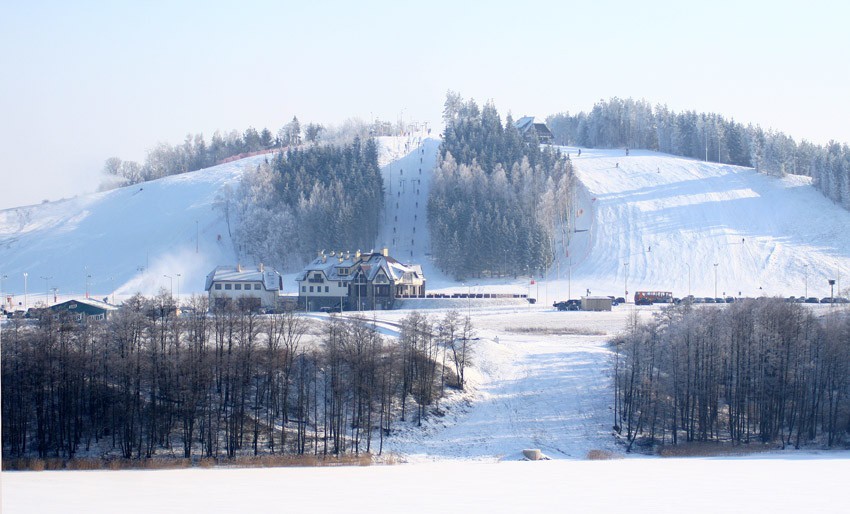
<box><xmin>296</xmin><ymin>249</ymin><xmax>426</xmax><ymax>311</ymax></box>
<box><xmin>205</xmin><ymin>264</ymin><xmax>284</xmax><ymax>311</ymax></box>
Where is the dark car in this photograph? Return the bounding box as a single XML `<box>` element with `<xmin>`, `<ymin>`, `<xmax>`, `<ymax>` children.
<box><xmin>554</xmin><ymin>299</ymin><xmax>581</xmax><ymax>311</ymax></box>
<box><xmin>821</xmin><ymin>297</ymin><xmax>834</xmax><ymax>304</ymax></box>
<box><xmin>703</xmin><ymin>297</ymin><xmax>715</xmax><ymax>303</ymax></box>
<box><xmin>805</xmin><ymin>297</ymin><xmax>820</xmax><ymax>304</ymax></box>
<box><xmin>725</xmin><ymin>297</ymin><xmax>735</xmax><ymax>303</ymax></box>
<box><xmin>714</xmin><ymin>298</ymin><xmax>725</xmax><ymax>304</ymax></box>
<box><xmin>615</xmin><ymin>297</ymin><xmax>626</xmax><ymax>304</ymax></box>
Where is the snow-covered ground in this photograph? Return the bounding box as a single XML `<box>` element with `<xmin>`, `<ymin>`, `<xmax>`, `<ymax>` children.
<box><xmin>4</xmin><ymin>141</ymin><xmax>850</xmax><ymax>513</ymax></box>
<box><xmin>4</xmin><ymin>447</ymin><xmax>849</xmax><ymax>513</ymax></box>
<box><xmin>0</xmin><ymin>154</ymin><xmax>271</xmax><ymax>305</ymax></box>
<box><xmin>562</xmin><ymin>147</ymin><xmax>850</xmax><ymax>300</ymax></box>
<box><xmin>377</xmin><ymin>306</ymin><xmax>623</xmax><ymax>462</ymax></box>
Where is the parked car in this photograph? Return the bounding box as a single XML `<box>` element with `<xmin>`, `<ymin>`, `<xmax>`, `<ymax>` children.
<box><xmin>714</xmin><ymin>298</ymin><xmax>725</xmax><ymax>304</ymax></box>
<box><xmin>703</xmin><ymin>297</ymin><xmax>715</xmax><ymax>303</ymax></box>
<box><xmin>554</xmin><ymin>299</ymin><xmax>581</xmax><ymax>311</ymax></box>
<box><xmin>725</xmin><ymin>297</ymin><xmax>735</xmax><ymax>303</ymax></box>
<box><xmin>615</xmin><ymin>297</ymin><xmax>626</xmax><ymax>304</ymax></box>
<box><xmin>805</xmin><ymin>297</ymin><xmax>820</xmax><ymax>304</ymax></box>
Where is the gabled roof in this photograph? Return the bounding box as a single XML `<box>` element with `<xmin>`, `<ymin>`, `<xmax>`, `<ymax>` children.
<box><xmin>514</xmin><ymin>116</ymin><xmax>554</xmax><ymax>141</ymax></box>
<box><xmin>297</xmin><ymin>251</ymin><xmax>425</xmax><ymax>284</ymax></box>
<box><xmin>514</xmin><ymin>116</ymin><xmax>536</xmax><ymax>132</ymax></box>
<box><xmin>51</xmin><ymin>298</ymin><xmax>119</xmax><ymax>312</ymax></box>
<box><xmin>205</xmin><ymin>265</ymin><xmax>283</xmax><ymax>291</ymax></box>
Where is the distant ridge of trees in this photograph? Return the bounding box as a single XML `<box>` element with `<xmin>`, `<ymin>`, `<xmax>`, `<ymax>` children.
<box><xmin>429</xmin><ymin>93</ymin><xmax>574</xmax><ymax>280</ymax></box>
<box><xmin>100</xmin><ymin>117</ymin><xmax>319</xmax><ymax>189</ymax></box>
<box><xmin>548</xmin><ymin>98</ymin><xmax>850</xmax><ymax>211</ymax></box>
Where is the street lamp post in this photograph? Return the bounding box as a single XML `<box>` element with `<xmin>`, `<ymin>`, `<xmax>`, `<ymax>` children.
<box><xmin>624</xmin><ymin>263</ymin><xmax>629</xmax><ymax>301</ymax></box>
<box><xmin>0</xmin><ymin>273</ymin><xmax>6</xmax><ymax>313</ymax></box>
<box><xmin>23</xmin><ymin>272</ymin><xmax>28</xmax><ymax>311</ymax></box>
<box><xmin>713</xmin><ymin>263</ymin><xmax>718</xmax><ymax>299</ymax></box>
<box><xmin>176</xmin><ymin>274</ymin><xmax>181</xmax><ymax>305</ymax></box>
<box><xmin>829</xmin><ymin>279</ymin><xmax>836</xmax><ymax>306</ymax></box>
<box><xmin>40</xmin><ymin>276</ymin><xmax>52</xmax><ymax>306</ymax></box>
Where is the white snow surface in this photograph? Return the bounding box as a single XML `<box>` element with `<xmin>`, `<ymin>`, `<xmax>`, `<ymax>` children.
<box><xmin>0</xmin><ymin>155</ymin><xmax>272</xmax><ymax>302</ymax></box>
<box><xmin>562</xmin><ymin>147</ymin><xmax>850</xmax><ymax>300</ymax></box>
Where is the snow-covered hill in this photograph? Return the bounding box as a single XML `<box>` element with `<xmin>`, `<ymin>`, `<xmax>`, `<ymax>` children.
<box><xmin>0</xmin><ymin>155</ymin><xmax>269</xmax><ymax>306</ymax></box>
<box><xmin>2</xmin><ymin>141</ymin><xmax>850</xmax><ymax>310</ymax></box>
<box><xmin>561</xmin><ymin>147</ymin><xmax>850</xmax><ymax>301</ymax></box>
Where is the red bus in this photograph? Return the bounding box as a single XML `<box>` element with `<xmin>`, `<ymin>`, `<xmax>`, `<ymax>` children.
<box><xmin>634</xmin><ymin>291</ymin><xmax>673</xmax><ymax>305</ymax></box>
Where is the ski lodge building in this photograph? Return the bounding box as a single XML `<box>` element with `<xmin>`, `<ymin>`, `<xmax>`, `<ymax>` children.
<box><xmin>205</xmin><ymin>264</ymin><xmax>285</xmax><ymax>311</ymax></box>
<box><xmin>514</xmin><ymin>116</ymin><xmax>554</xmax><ymax>144</ymax></box>
<box><xmin>296</xmin><ymin>248</ymin><xmax>426</xmax><ymax>311</ymax></box>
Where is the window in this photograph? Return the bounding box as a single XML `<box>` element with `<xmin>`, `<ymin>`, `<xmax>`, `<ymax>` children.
<box><xmin>225</xmin><ymin>284</ymin><xmax>232</xmax><ymax>290</ymax></box>
<box><xmin>215</xmin><ymin>283</ymin><xmax>222</xmax><ymax>290</ymax></box>
<box><xmin>309</xmin><ymin>286</ymin><xmax>314</xmax><ymax>293</ymax></box>
<box><xmin>235</xmin><ymin>284</ymin><xmax>242</xmax><ymax>290</ymax></box>
<box><xmin>338</xmin><ymin>282</ymin><xmax>342</xmax><ymax>287</ymax></box>
<box><xmin>254</xmin><ymin>283</ymin><xmax>261</xmax><ymax>290</ymax></box>
<box><xmin>325</xmin><ymin>286</ymin><xmax>329</xmax><ymax>293</ymax></box>
<box><xmin>301</xmin><ymin>286</ymin><xmax>306</xmax><ymax>292</ymax></box>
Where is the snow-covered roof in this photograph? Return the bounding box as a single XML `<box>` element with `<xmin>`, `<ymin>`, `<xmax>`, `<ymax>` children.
<box><xmin>297</xmin><ymin>251</ymin><xmax>425</xmax><ymax>284</ymax></box>
<box><xmin>514</xmin><ymin>116</ymin><xmax>536</xmax><ymax>132</ymax></box>
<box><xmin>51</xmin><ymin>297</ymin><xmax>119</xmax><ymax>312</ymax></box>
<box><xmin>205</xmin><ymin>265</ymin><xmax>283</xmax><ymax>292</ymax></box>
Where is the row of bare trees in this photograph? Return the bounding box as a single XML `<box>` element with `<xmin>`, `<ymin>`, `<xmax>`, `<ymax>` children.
<box><xmin>613</xmin><ymin>300</ymin><xmax>850</xmax><ymax>451</ymax></box>
<box><xmin>2</xmin><ymin>295</ymin><xmax>475</xmax><ymax>461</ymax></box>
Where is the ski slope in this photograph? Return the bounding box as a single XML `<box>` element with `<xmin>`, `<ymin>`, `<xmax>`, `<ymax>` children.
<box><xmin>0</xmin><ymin>155</ymin><xmax>269</xmax><ymax>304</ymax></box>
<box><xmin>555</xmin><ymin>147</ymin><xmax>850</xmax><ymax>301</ymax></box>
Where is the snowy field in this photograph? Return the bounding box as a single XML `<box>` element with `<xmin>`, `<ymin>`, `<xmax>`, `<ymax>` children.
<box><xmin>4</xmin><ymin>455</ymin><xmax>849</xmax><ymax>514</ymax></box>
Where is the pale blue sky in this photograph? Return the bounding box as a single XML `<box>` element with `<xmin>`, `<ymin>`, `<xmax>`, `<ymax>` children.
<box><xmin>2</xmin><ymin>0</ymin><xmax>848</xmax><ymax>208</ymax></box>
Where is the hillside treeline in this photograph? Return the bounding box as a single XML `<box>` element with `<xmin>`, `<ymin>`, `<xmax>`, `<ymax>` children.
<box><xmin>429</xmin><ymin>94</ymin><xmax>574</xmax><ymax>279</ymax></box>
<box><xmin>1</xmin><ymin>296</ymin><xmax>474</xmax><ymax>461</ymax></box>
<box><xmin>101</xmin><ymin>117</ymin><xmax>314</xmax><ymax>189</ymax></box>
<box><xmin>548</xmin><ymin>98</ymin><xmax>850</xmax><ymax>211</ymax></box>
<box><xmin>613</xmin><ymin>300</ymin><xmax>850</xmax><ymax>451</ymax></box>
<box><xmin>234</xmin><ymin>137</ymin><xmax>383</xmax><ymax>269</ymax></box>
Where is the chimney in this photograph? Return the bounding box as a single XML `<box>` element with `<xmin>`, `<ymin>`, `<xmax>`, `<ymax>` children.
<box><xmin>259</xmin><ymin>262</ymin><xmax>264</xmax><ymax>272</ymax></box>
<box><xmin>322</xmin><ymin>254</ymin><xmax>327</xmax><ymax>264</ymax></box>
<box><xmin>355</xmin><ymin>250</ymin><xmax>361</xmax><ymax>261</ymax></box>
<box><xmin>382</xmin><ymin>247</ymin><xmax>389</xmax><ymax>257</ymax></box>
<box><xmin>330</xmin><ymin>251</ymin><xmax>335</xmax><ymax>257</ymax></box>
<box><xmin>237</xmin><ymin>263</ymin><xmax>243</xmax><ymax>272</ymax></box>
<box><xmin>345</xmin><ymin>251</ymin><xmax>351</xmax><ymax>260</ymax></box>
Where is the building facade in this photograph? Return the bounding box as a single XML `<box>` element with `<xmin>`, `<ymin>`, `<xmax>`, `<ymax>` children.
<box><xmin>296</xmin><ymin>249</ymin><xmax>426</xmax><ymax>311</ymax></box>
<box><xmin>205</xmin><ymin>264</ymin><xmax>284</xmax><ymax>311</ymax></box>
<box><xmin>49</xmin><ymin>298</ymin><xmax>118</xmax><ymax>323</ymax></box>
